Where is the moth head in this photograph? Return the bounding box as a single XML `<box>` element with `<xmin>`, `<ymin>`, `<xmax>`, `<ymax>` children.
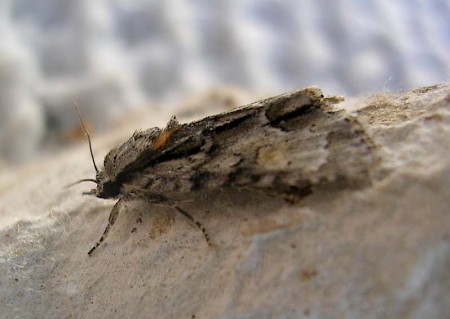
<box><xmin>67</xmin><ymin>103</ymin><xmax>118</xmax><ymax>198</ymax></box>
<box><xmin>91</xmin><ymin>169</ymin><xmax>120</xmax><ymax>199</ymax></box>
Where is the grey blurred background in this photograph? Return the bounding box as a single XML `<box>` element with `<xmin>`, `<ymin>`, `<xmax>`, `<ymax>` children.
<box><xmin>0</xmin><ymin>0</ymin><xmax>449</xmax><ymax>167</ymax></box>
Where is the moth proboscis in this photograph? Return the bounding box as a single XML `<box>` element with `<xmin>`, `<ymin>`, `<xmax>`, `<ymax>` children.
<box><xmin>72</xmin><ymin>87</ymin><xmax>378</xmax><ymax>256</ymax></box>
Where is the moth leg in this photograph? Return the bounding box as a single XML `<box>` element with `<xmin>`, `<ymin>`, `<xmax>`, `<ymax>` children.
<box><xmin>88</xmin><ymin>198</ymin><xmax>123</xmax><ymax>256</ymax></box>
<box><xmin>128</xmin><ymin>188</ymin><xmax>211</xmax><ymax>245</ymax></box>
<box><xmin>173</xmin><ymin>205</ymin><xmax>211</xmax><ymax>246</ymax></box>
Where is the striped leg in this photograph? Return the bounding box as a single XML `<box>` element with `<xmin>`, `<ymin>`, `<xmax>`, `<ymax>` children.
<box><xmin>88</xmin><ymin>198</ymin><xmax>123</xmax><ymax>256</ymax></box>
<box><xmin>173</xmin><ymin>205</ymin><xmax>211</xmax><ymax>246</ymax></box>
<box><xmin>129</xmin><ymin>189</ymin><xmax>211</xmax><ymax>246</ymax></box>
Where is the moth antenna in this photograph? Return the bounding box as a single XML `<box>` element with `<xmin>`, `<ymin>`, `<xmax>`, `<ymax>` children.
<box><xmin>65</xmin><ymin>178</ymin><xmax>98</xmax><ymax>189</ymax></box>
<box><xmin>82</xmin><ymin>190</ymin><xmax>97</xmax><ymax>196</ymax></box>
<box><xmin>73</xmin><ymin>101</ymin><xmax>99</xmax><ymax>174</ymax></box>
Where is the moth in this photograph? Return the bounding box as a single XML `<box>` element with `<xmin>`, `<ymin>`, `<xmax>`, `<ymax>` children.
<box><xmin>74</xmin><ymin>87</ymin><xmax>378</xmax><ymax>255</ymax></box>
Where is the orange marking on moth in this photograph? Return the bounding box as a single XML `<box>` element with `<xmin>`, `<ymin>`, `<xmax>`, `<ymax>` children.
<box><xmin>152</xmin><ymin>129</ymin><xmax>176</xmax><ymax>150</ymax></box>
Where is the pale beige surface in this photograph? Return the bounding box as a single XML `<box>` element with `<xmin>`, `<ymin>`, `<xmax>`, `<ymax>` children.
<box><xmin>0</xmin><ymin>84</ymin><xmax>449</xmax><ymax>319</ymax></box>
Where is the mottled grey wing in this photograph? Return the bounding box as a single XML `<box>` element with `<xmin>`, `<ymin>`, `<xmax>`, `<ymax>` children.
<box><xmin>124</xmin><ymin>88</ymin><xmax>378</xmax><ymax>197</ymax></box>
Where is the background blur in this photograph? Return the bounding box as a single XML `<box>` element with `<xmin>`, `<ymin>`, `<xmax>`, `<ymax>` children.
<box><xmin>0</xmin><ymin>0</ymin><xmax>449</xmax><ymax>167</ymax></box>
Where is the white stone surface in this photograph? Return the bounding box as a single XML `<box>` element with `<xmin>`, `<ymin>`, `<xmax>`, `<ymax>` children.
<box><xmin>0</xmin><ymin>84</ymin><xmax>449</xmax><ymax>318</ymax></box>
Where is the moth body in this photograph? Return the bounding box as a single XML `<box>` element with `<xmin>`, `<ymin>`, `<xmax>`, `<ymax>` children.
<box><xmin>78</xmin><ymin>87</ymin><xmax>378</xmax><ymax>255</ymax></box>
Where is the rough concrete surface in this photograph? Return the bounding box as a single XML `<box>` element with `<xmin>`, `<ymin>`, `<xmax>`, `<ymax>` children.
<box><xmin>0</xmin><ymin>84</ymin><xmax>449</xmax><ymax>319</ymax></box>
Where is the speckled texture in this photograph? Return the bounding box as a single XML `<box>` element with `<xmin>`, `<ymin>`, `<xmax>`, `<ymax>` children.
<box><xmin>0</xmin><ymin>84</ymin><xmax>449</xmax><ymax>319</ymax></box>
<box><xmin>1</xmin><ymin>1</ymin><xmax>449</xmax><ymax>164</ymax></box>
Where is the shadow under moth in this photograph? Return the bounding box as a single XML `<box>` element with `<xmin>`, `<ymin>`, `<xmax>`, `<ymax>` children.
<box><xmin>74</xmin><ymin>87</ymin><xmax>378</xmax><ymax>255</ymax></box>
